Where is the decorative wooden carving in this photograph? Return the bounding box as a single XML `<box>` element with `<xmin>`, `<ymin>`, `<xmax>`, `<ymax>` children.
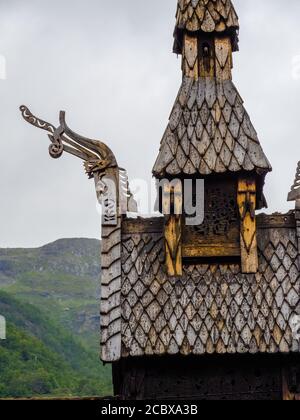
<box><xmin>288</xmin><ymin>161</ymin><xmax>300</xmax><ymax>203</ymax></box>
<box><xmin>237</xmin><ymin>178</ymin><xmax>258</xmax><ymax>273</ymax></box>
<box><xmin>19</xmin><ymin>105</ymin><xmax>133</xmax><ymax>362</ymax></box>
<box><xmin>288</xmin><ymin>161</ymin><xmax>300</xmax><ymax>269</ymax></box>
<box><xmin>182</xmin><ymin>178</ymin><xmax>240</xmax><ymax>258</ymax></box>
<box><xmin>20</xmin><ymin>105</ymin><xmax>117</xmax><ymax>177</ymax></box>
<box><xmin>161</xmin><ymin>180</ymin><xmax>183</xmax><ymax>277</ymax></box>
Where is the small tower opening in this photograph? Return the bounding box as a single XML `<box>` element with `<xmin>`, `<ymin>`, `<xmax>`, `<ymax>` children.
<box><xmin>199</xmin><ymin>38</ymin><xmax>214</xmax><ymax>77</ymax></box>
<box><xmin>202</xmin><ymin>42</ymin><xmax>211</xmax><ymax>73</ymax></box>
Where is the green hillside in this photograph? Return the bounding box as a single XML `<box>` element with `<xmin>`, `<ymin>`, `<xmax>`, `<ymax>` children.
<box><xmin>0</xmin><ymin>291</ymin><xmax>112</xmax><ymax>397</ymax></box>
<box><xmin>0</xmin><ymin>238</ymin><xmax>101</xmax><ymax>350</ymax></box>
<box><xmin>0</xmin><ymin>239</ymin><xmax>113</xmax><ymax>398</ymax></box>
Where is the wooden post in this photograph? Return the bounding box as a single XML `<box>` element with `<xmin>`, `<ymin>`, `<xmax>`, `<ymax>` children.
<box><xmin>183</xmin><ymin>34</ymin><xmax>198</xmax><ymax>80</ymax></box>
<box><xmin>215</xmin><ymin>37</ymin><xmax>232</xmax><ymax>81</ymax></box>
<box><xmin>237</xmin><ymin>178</ymin><xmax>258</xmax><ymax>274</ymax></box>
<box><xmin>162</xmin><ymin>180</ymin><xmax>183</xmax><ymax>277</ymax></box>
<box><xmin>282</xmin><ymin>369</ymin><xmax>300</xmax><ymax>401</ymax></box>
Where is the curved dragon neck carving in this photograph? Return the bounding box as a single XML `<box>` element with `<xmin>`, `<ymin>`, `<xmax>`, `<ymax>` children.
<box><xmin>20</xmin><ymin>104</ymin><xmax>137</xmax><ymax>362</ymax></box>
<box><xmin>20</xmin><ymin>105</ymin><xmax>137</xmax><ymax>218</ymax></box>
<box><xmin>20</xmin><ymin>105</ymin><xmax>118</xmax><ymax>179</ymax></box>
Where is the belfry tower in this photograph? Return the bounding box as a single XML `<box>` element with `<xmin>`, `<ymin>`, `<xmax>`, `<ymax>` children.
<box><xmin>153</xmin><ymin>0</ymin><xmax>271</xmax><ymax>277</ymax></box>
<box><xmin>21</xmin><ymin>0</ymin><xmax>300</xmax><ymax>400</ymax></box>
<box><xmin>111</xmin><ymin>0</ymin><xmax>300</xmax><ymax>400</ymax></box>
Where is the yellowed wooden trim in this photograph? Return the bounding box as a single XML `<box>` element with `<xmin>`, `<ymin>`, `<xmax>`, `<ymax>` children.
<box><xmin>163</xmin><ymin>180</ymin><xmax>182</xmax><ymax>276</ymax></box>
<box><xmin>182</xmin><ymin>243</ymin><xmax>240</xmax><ymax>259</ymax></box>
<box><xmin>183</xmin><ymin>34</ymin><xmax>198</xmax><ymax>80</ymax></box>
<box><xmin>237</xmin><ymin>178</ymin><xmax>258</xmax><ymax>273</ymax></box>
<box><xmin>165</xmin><ymin>215</ymin><xmax>182</xmax><ymax>276</ymax></box>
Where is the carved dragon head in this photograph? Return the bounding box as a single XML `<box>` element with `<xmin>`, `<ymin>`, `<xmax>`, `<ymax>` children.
<box><xmin>20</xmin><ymin>105</ymin><xmax>118</xmax><ymax>179</ymax></box>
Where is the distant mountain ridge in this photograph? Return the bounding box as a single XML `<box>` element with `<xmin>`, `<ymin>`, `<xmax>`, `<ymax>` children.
<box><xmin>0</xmin><ymin>238</ymin><xmax>101</xmax><ymax>283</ymax></box>
<box><xmin>0</xmin><ymin>238</ymin><xmax>110</xmax><ymax>397</ymax></box>
<box><xmin>0</xmin><ymin>238</ymin><xmax>101</xmax><ymax>342</ymax></box>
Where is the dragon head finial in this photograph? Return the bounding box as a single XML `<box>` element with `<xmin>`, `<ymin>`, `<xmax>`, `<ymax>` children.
<box><xmin>20</xmin><ymin>105</ymin><xmax>118</xmax><ymax>178</ymax></box>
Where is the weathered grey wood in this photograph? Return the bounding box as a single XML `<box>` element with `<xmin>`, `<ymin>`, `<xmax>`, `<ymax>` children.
<box><xmin>174</xmin><ymin>0</ymin><xmax>239</xmax><ymax>55</ymax></box>
<box><xmin>288</xmin><ymin>162</ymin><xmax>300</xmax><ymax>202</ymax></box>
<box><xmin>153</xmin><ymin>74</ymin><xmax>272</xmax><ymax>208</ymax></box>
<box><xmin>121</xmin><ymin>221</ymin><xmax>300</xmax><ymax>357</ymax></box>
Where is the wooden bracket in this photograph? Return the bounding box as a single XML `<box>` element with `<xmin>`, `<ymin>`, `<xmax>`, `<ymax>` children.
<box><xmin>162</xmin><ymin>180</ymin><xmax>183</xmax><ymax>277</ymax></box>
<box><xmin>237</xmin><ymin>178</ymin><xmax>258</xmax><ymax>274</ymax></box>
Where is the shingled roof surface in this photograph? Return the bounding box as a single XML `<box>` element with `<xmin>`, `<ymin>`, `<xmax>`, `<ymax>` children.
<box><xmin>120</xmin><ymin>215</ymin><xmax>300</xmax><ymax>358</ymax></box>
<box><xmin>153</xmin><ymin>77</ymin><xmax>272</xmax><ymax>178</ymax></box>
<box><xmin>174</xmin><ymin>0</ymin><xmax>239</xmax><ymax>53</ymax></box>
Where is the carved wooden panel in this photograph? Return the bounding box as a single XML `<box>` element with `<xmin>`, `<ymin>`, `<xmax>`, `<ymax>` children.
<box><xmin>115</xmin><ymin>355</ymin><xmax>284</xmax><ymax>400</ymax></box>
<box><xmin>182</xmin><ymin>178</ymin><xmax>240</xmax><ymax>258</ymax></box>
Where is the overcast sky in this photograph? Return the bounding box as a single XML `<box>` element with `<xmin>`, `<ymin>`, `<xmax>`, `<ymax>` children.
<box><xmin>0</xmin><ymin>0</ymin><xmax>300</xmax><ymax>248</ymax></box>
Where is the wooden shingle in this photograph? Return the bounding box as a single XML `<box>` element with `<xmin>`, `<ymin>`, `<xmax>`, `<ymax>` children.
<box><xmin>153</xmin><ymin>78</ymin><xmax>272</xmax><ymax>180</ymax></box>
<box><xmin>174</xmin><ymin>0</ymin><xmax>240</xmax><ymax>54</ymax></box>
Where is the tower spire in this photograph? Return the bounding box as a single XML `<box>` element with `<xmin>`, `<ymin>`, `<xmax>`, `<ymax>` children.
<box><xmin>173</xmin><ymin>0</ymin><xmax>239</xmax><ymax>55</ymax></box>
<box><xmin>153</xmin><ymin>0</ymin><xmax>272</xmax><ymax>275</ymax></box>
<box><xmin>153</xmin><ymin>0</ymin><xmax>271</xmax><ymax>204</ymax></box>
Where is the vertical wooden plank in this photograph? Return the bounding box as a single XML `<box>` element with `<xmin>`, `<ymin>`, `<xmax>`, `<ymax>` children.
<box><xmin>282</xmin><ymin>369</ymin><xmax>300</xmax><ymax>400</ymax></box>
<box><xmin>96</xmin><ymin>168</ymin><xmax>122</xmax><ymax>362</ymax></box>
<box><xmin>183</xmin><ymin>34</ymin><xmax>198</xmax><ymax>80</ymax></box>
<box><xmin>237</xmin><ymin>178</ymin><xmax>258</xmax><ymax>274</ymax></box>
<box><xmin>163</xmin><ymin>180</ymin><xmax>183</xmax><ymax>276</ymax></box>
<box><xmin>215</xmin><ymin>37</ymin><xmax>232</xmax><ymax>81</ymax></box>
<box><xmin>282</xmin><ymin>370</ymin><xmax>294</xmax><ymax>401</ymax></box>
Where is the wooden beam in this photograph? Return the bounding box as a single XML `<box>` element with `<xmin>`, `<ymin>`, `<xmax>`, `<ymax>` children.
<box><xmin>237</xmin><ymin>178</ymin><xmax>258</xmax><ymax>274</ymax></box>
<box><xmin>162</xmin><ymin>180</ymin><xmax>182</xmax><ymax>277</ymax></box>
<box><xmin>183</xmin><ymin>34</ymin><xmax>198</xmax><ymax>80</ymax></box>
<box><xmin>215</xmin><ymin>37</ymin><xmax>232</xmax><ymax>81</ymax></box>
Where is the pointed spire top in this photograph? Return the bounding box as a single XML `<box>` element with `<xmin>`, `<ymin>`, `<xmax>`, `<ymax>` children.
<box><xmin>174</xmin><ymin>0</ymin><xmax>239</xmax><ymax>54</ymax></box>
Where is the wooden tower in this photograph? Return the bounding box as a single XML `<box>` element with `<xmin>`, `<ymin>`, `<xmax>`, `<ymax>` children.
<box><xmin>153</xmin><ymin>0</ymin><xmax>272</xmax><ymax>276</ymax></box>
<box><xmin>21</xmin><ymin>0</ymin><xmax>300</xmax><ymax>400</ymax></box>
